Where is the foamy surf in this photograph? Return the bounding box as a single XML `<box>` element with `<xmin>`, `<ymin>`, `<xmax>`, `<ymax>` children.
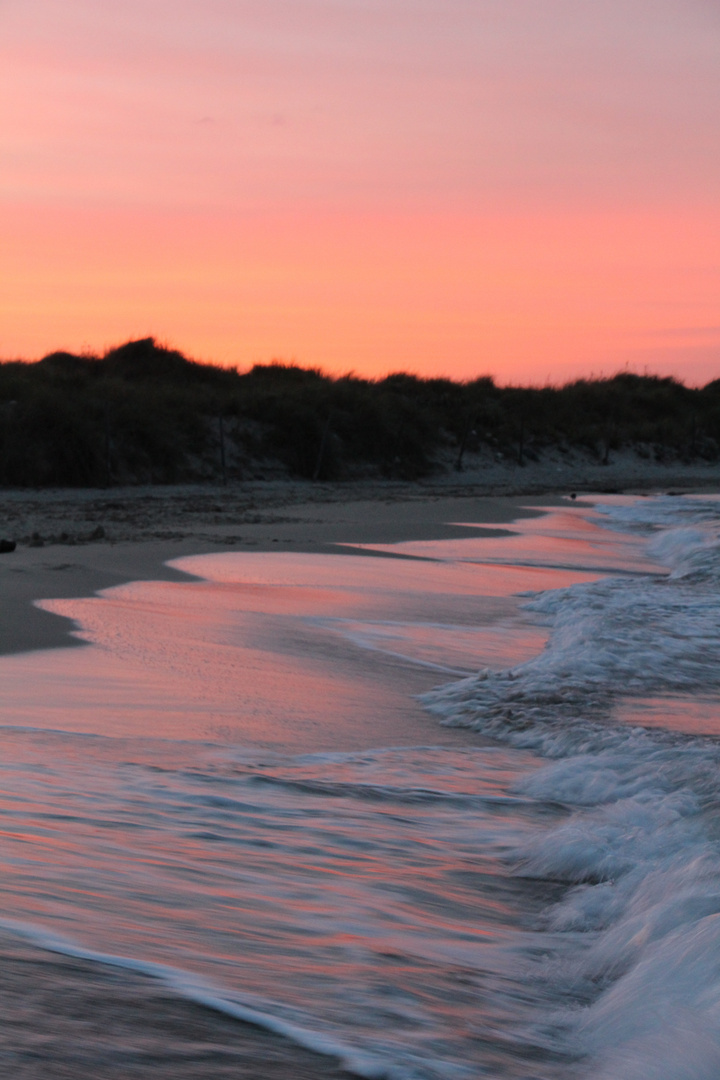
<box><xmin>424</xmin><ymin>495</ymin><xmax>720</xmax><ymax>1078</ymax></box>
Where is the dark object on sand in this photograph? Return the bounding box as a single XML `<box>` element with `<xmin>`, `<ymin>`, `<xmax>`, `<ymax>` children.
<box><xmin>0</xmin><ymin>539</ymin><xmax>16</xmax><ymax>553</ymax></box>
<box><xmin>570</xmin><ymin>492</ymin><xmax>577</xmax><ymax>500</ymax></box>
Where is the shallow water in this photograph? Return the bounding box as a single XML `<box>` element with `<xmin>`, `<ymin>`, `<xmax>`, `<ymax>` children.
<box><xmin>1</xmin><ymin>497</ymin><xmax>719</xmax><ymax>1078</ymax></box>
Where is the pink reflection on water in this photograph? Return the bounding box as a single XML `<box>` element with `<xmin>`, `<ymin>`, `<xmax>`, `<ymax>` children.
<box><xmin>0</xmin><ymin>549</ymin><xmax>589</xmax><ymax>752</ymax></box>
<box><xmin>0</xmin><ymin>679</ymin><xmax>551</xmax><ymax>1077</ymax></box>
<box><xmin>0</xmin><ymin>503</ymin><xmax>710</xmax><ymax>1077</ymax></box>
<box><xmin>616</xmin><ymin>695</ymin><xmax>720</xmax><ymax>736</ymax></box>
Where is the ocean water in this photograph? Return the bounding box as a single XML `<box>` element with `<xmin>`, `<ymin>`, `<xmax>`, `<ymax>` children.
<box><xmin>1</xmin><ymin>495</ymin><xmax>719</xmax><ymax>1078</ymax></box>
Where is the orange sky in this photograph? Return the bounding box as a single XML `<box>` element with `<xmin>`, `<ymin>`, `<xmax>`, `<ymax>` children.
<box><xmin>2</xmin><ymin>0</ymin><xmax>719</xmax><ymax>385</ymax></box>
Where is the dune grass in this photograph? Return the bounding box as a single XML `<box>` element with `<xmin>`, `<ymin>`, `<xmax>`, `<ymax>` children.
<box><xmin>0</xmin><ymin>338</ymin><xmax>717</xmax><ymax>486</ymax></box>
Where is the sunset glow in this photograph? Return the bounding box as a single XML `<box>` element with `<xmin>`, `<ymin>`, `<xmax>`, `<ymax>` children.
<box><xmin>2</xmin><ymin>0</ymin><xmax>719</xmax><ymax>383</ymax></box>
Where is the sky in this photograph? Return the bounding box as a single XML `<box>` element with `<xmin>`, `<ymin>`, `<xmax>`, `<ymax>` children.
<box><xmin>1</xmin><ymin>0</ymin><xmax>719</xmax><ymax>385</ymax></box>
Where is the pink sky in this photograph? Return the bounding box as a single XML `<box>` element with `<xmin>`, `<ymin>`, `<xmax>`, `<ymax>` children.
<box><xmin>1</xmin><ymin>0</ymin><xmax>719</xmax><ymax>384</ymax></box>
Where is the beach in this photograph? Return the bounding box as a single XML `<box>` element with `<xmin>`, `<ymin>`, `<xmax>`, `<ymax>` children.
<box><xmin>3</xmin><ymin>451</ymin><xmax>720</xmax><ymax>657</ymax></box>
<box><xmin>1</xmin><ymin>474</ymin><xmax>720</xmax><ymax>1078</ymax></box>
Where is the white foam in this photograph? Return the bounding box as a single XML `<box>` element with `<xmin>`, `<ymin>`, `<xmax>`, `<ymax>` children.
<box><xmin>510</xmin><ymin>741</ymin><xmax>720</xmax><ymax>1075</ymax></box>
<box><xmin>578</xmin><ymin>915</ymin><xmax>720</xmax><ymax>1079</ymax></box>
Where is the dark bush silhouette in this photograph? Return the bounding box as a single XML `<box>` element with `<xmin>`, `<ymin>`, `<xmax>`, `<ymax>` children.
<box><xmin>0</xmin><ymin>339</ymin><xmax>717</xmax><ymax>487</ymax></box>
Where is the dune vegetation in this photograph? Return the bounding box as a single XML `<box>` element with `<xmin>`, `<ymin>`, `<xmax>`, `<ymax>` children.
<box><xmin>0</xmin><ymin>338</ymin><xmax>718</xmax><ymax>487</ymax></box>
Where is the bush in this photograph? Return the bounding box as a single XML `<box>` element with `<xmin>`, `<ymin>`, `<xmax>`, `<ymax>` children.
<box><xmin>0</xmin><ymin>339</ymin><xmax>715</xmax><ymax>486</ymax></box>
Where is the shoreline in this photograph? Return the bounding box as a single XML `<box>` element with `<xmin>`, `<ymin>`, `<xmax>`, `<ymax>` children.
<box><xmin>0</xmin><ymin>931</ymin><xmax>355</xmax><ymax>1080</ymax></box>
<box><xmin>0</xmin><ymin>485</ymin><xmax>570</xmax><ymax>658</ymax></box>
<box><xmin>1</xmin><ymin>473</ymin><xmax>717</xmax><ymax>1077</ymax></box>
<box><xmin>1</xmin><ymin>464</ymin><xmax>718</xmax><ymax>658</ymax></box>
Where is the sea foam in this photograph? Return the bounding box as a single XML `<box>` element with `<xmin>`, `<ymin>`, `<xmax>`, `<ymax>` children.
<box><xmin>425</xmin><ymin>496</ymin><xmax>720</xmax><ymax>1078</ymax></box>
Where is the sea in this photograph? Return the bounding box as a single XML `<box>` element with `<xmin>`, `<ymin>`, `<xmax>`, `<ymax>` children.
<box><xmin>1</xmin><ymin>492</ymin><xmax>719</xmax><ymax>1079</ymax></box>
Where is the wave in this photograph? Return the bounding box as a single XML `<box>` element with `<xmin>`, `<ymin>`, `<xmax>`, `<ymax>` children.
<box><xmin>424</xmin><ymin>496</ymin><xmax>720</xmax><ymax>1078</ymax></box>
